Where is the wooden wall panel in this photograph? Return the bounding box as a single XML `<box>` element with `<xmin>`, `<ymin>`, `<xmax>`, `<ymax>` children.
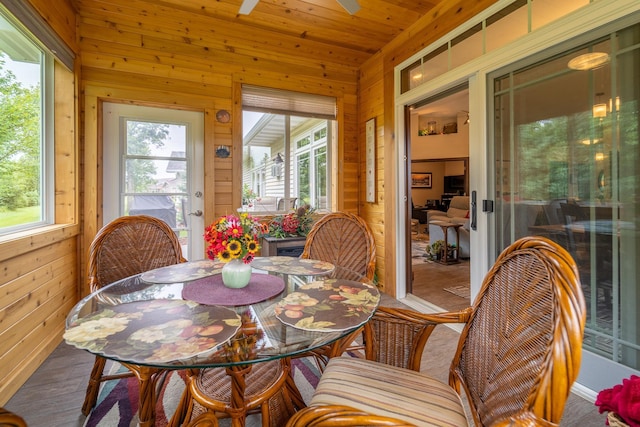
<box><xmin>0</xmin><ymin>237</ymin><xmax>78</xmax><ymax>403</ymax></box>
<box><xmin>78</xmin><ymin>0</ymin><xmax>361</xmax><ymax>289</ymax></box>
<box><xmin>0</xmin><ymin>0</ymin><xmax>80</xmax><ymax>405</ymax></box>
<box><xmin>55</xmin><ymin>63</ymin><xmax>78</xmax><ymax>225</ymax></box>
<box><xmin>357</xmin><ymin>0</ymin><xmax>498</xmax><ymax>295</ymax></box>
<box><xmin>358</xmin><ymin>51</ymin><xmax>387</xmax><ymax>290</ymax></box>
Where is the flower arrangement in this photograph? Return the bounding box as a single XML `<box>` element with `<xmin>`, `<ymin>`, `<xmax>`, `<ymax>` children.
<box><xmin>596</xmin><ymin>375</ymin><xmax>640</xmax><ymax>426</ymax></box>
<box><xmin>204</xmin><ymin>213</ymin><xmax>267</xmax><ymax>263</ymax></box>
<box><xmin>268</xmin><ymin>205</ymin><xmax>315</xmax><ymax>238</ymax></box>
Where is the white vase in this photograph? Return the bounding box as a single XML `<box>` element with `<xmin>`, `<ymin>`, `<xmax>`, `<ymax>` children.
<box><xmin>221</xmin><ymin>259</ymin><xmax>252</xmax><ymax>288</ymax></box>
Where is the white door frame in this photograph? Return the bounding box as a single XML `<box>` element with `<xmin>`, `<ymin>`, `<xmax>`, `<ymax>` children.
<box><xmin>102</xmin><ymin>102</ymin><xmax>204</xmax><ymax>260</ymax></box>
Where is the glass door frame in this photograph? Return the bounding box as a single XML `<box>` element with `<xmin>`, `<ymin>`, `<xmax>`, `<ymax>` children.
<box><xmin>394</xmin><ymin>0</ymin><xmax>640</xmax><ymax>396</ymax></box>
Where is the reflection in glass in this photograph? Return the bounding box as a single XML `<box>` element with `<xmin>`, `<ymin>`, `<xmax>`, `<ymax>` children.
<box><xmin>491</xmin><ymin>23</ymin><xmax>640</xmax><ymax>371</ymax></box>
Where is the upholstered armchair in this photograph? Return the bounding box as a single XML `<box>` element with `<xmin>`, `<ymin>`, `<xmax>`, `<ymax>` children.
<box><xmin>427</xmin><ymin>195</ymin><xmax>469</xmax><ymax>224</ymax></box>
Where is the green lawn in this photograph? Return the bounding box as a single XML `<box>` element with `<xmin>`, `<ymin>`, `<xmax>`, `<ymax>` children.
<box><xmin>0</xmin><ymin>206</ymin><xmax>41</xmax><ymax>227</ymax></box>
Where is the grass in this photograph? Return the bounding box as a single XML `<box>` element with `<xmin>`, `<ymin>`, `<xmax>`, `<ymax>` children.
<box><xmin>0</xmin><ymin>206</ymin><xmax>41</xmax><ymax>227</ymax></box>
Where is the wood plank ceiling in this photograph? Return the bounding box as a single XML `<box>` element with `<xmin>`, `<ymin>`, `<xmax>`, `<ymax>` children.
<box><xmin>83</xmin><ymin>0</ymin><xmax>443</xmax><ymax>65</ymax></box>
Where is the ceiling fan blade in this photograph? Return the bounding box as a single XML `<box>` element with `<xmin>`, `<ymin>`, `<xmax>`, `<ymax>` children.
<box><xmin>238</xmin><ymin>0</ymin><xmax>259</xmax><ymax>15</ymax></box>
<box><xmin>336</xmin><ymin>0</ymin><xmax>360</xmax><ymax>15</ymax></box>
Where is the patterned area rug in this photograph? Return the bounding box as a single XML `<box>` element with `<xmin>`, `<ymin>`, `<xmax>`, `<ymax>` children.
<box><xmin>412</xmin><ymin>239</ymin><xmax>433</xmax><ymax>265</ymax></box>
<box><xmin>443</xmin><ymin>285</ymin><xmax>471</xmax><ymax>299</ymax></box>
<box><xmin>84</xmin><ymin>357</ymin><xmax>320</xmax><ymax>426</ymax></box>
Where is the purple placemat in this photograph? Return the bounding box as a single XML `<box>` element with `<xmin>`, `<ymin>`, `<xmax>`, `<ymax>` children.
<box><xmin>182</xmin><ymin>273</ymin><xmax>286</xmax><ymax>306</ymax></box>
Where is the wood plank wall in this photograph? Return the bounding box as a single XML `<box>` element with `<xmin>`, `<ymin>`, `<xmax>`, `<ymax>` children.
<box><xmin>0</xmin><ymin>0</ymin><xmax>79</xmax><ymax>405</ymax></box>
<box><xmin>357</xmin><ymin>0</ymin><xmax>498</xmax><ymax>290</ymax></box>
<box><xmin>76</xmin><ymin>0</ymin><xmax>363</xmax><ymax>297</ymax></box>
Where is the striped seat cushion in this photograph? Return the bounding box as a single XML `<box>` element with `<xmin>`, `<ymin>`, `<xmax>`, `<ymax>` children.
<box><xmin>309</xmin><ymin>357</ymin><xmax>468</xmax><ymax>427</ymax></box>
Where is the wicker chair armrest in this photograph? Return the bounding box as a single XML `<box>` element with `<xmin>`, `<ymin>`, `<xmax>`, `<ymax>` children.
<box><xmin>375</xmin><ymin>305</ymin><xmax>472</xmax><ymax>324</ymax></box>
<box><xmin>286</xmin><ymin>405</ymin><xmax>416</xmax><ymax>426</ymax></box>
<box><xmin>0</xmin><ymin>407</ymin><xmax>27</xmax><ymax>427</ymax></box>
<box><xmin>365</xmin><ymin>306</ymin><xmax>472</xmax><ymax>371</ymax></box>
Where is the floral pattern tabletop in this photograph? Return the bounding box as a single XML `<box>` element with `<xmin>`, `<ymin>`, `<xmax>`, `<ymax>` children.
<box><xmin>64</xmin><ymin>299</ymin><xmax>240</xmax><ymax>363</ymax></box>
<box><xmin>140</xmin><ymin>259</ymin><xmax>225</xmax><ymax>284</ymax></box>
<box><xmin>275</xmin><ymin>279</ymin><xmax>380</xmax><ymax>332</ymax></box>
<box><xmin>251</xmin><ymin>256</ymin><xmax>335</xmax><ymax>276</ymax></box>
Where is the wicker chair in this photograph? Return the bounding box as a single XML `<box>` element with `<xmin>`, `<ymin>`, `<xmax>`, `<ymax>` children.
<box><xmin>169</xmin><ymin>314</ymin><xmax>304</xmax><ymax>427</ymax></box>
<box><xmin>0</xmin><ymin>407</ymin><xmax>27</xmax><ymax>427</ymax></box>
<box><xmin>81</xmin><ymin>215</ymin><xmax>186</xmax><ymax>415</ymax></box>
<box><xmin>297</xmin><ymin>211</ymin><xmax>377</xmax><ymax>370</ymax></box>
<box><xmin>286</xmin><ymin>236</ymin><xmax>587</xmax><ymax>427</ymax></box>
<box><xmin>300</xmin><ymin>211</ymin><xmax>376</xmax><ymax>282</ymax></box>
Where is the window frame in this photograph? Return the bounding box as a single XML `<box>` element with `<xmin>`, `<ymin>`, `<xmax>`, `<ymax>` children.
<box><xmin>0</xmin><ymin>8</ymin><xmax>55</xmax><ymax>236</ymax></box>
<box><xmin>294</xmin><ymin>121</ymin><xmax>328</xmax><ymax>207</ymax></box>
<box><xmin>241</xmin><ymin>85</ymin><xmax>336</xmax><ymax>214</ymax></box>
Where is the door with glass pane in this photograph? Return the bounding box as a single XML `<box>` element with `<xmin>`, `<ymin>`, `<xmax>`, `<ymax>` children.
<box><xmin>103</xmin><ymin>103</ymin><xmax>204</xmax><ymax>260</ymax></box>
<box><xmin>490</xmin><ymin>22</ymin><xmax>640</xmax><ymax>391</ymax></box>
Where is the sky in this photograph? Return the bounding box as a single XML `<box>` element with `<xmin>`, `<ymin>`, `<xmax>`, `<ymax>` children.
<box><xmin>2</xmin><ymin>52</ymin><xmax>40</xmax><ymax>88</ymax></box>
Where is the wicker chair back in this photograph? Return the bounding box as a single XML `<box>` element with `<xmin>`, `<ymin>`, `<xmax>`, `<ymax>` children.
<box><xmin>300</xmin><ymin>211</ymin><xmax>376</xmax><ymax>281</ymax></box>
<box><xmin>81</xmin><ymin>214</ymin><xmax>185</xmax><ymax>415</ymax></box>
<box><xmin>87</xmin><ymin>214</ymin><xmax>186</xmax><ymax>292</ymax></box>
<box><xmin>286</xmin><ymin>236</ymin><xmax>586</xmax><ymax>427</ymax></box>
<box><xmin>452</xmin><ymin>237</ymin><xmax>586</xmax><ymax>426</ymax></box>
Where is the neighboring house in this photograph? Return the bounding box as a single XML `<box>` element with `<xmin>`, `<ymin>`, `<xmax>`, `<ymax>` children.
<box><xmin>243</xmin><ymin>115</ymin><xmax>329</xmax><ymax>212</ymax></box>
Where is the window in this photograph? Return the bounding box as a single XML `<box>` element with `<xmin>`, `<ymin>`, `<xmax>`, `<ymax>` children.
<box><xmin>490</xmin><ymin>21</ymin><xmax>640</xmax><ymax>374</ymax></box>
<box><xmin>295</xmin><ymin>123</ymin><xmax>328</xmax><ymax>208</ymax></box>
<box><xmin>242</xmin><ymin>85</ymin><xmax>336</xmax><ymax>213</ymax></box>
<box><xmin>0</xmin><ymin>9</ymin><xmax>51</xmax><ymax>234</ymax></box>
<box><xmin>400</xmin><ymin>0</ymin><xmax>589</xmax><ymax>93</ymax></box>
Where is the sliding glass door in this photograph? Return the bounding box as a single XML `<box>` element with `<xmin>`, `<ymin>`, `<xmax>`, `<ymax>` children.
<box><xmin>490</xmin><ymin>21</ymin><xmax>640</xmax><ymax>390</ymax></box>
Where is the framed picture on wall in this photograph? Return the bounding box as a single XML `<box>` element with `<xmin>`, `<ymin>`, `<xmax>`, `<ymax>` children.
<box><xmin>411</xmin><ymin>172</ymin><xmax>432</xmax><ymax>188</ymax></box>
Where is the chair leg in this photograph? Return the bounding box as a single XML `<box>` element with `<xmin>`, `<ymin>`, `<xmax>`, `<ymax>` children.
<box><xmin>168</xmin><ymin>384</ymin><xmax>194</xmax><ymax>427</ymax></box>
<box><xmin>82</xmin><ymin>355</ymin><xmax>107</xmax><ymax>415</ymax></box>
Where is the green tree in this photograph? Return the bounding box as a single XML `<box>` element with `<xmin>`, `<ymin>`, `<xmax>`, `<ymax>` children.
<box><xmin>125</xmin><ymin>121</ymin><xmax>169</xmax><ymax>192</ymax></box>
<box><xmin>0</xmin><ymin>59</ymin><xmax>40</xmax><ymax>211</ymax></box>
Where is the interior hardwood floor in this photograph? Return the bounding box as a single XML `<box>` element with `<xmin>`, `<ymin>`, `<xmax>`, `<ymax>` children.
<box><xmin>411</xmin><ymin>257</ymin><xmax>471</xmax><ymax>312</ymax></box>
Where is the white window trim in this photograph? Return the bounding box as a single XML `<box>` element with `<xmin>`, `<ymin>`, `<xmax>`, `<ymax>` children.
<box><xmin>294</xmin><ymin>122</ymin><xmax>328</xmax><ymax>207</ymax></box>
<box><xmin>0</xmin><ymin>10</ymin><xmax>54</xmax><ymax>235</ymax></box>
<box><xmin>392</xmin><ymin>0</ymin><xmax>640</xmax><ymax>399</ymax></box>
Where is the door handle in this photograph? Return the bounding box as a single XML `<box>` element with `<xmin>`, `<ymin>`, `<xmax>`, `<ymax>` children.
<box><xmin>189</xmin><ymin>210</ymin><xmax>203</xmax><ymax>217</ymax></box>
<box><xmin>471</xmin><ymin>191</ymin><xmax>477</xmax><ymax>231</ymax></box>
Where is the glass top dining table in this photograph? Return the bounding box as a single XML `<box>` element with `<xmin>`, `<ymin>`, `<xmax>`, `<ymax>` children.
<box><xmin>64</xmin><ymin>256</ymin><xmax>380</xmax><ymax>426</ymax></box>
